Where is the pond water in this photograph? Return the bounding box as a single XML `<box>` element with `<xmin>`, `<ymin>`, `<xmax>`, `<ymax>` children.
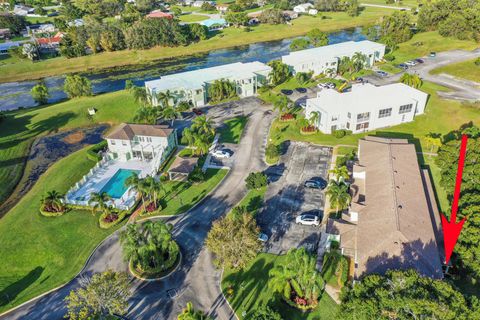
<box><xmin>0</xmin><ymin>27</ymin><xmax>366</xmax><ymax>111</ymax></box>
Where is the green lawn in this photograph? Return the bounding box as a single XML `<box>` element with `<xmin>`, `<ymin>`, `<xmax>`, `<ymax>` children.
<box><xmin>155</xmin><ymin>169</ymin><xmax>228</xmax><ymax>216</ymax></box>
<box><xmin>233</xmin><ymin>186</ymin><xmax>267</xmax><ymax>215</ymax></box>
<box><xmin>25</xmin><ymin>16</ymin><xmax>57</xmax><ymax>24</ymax></box>
<box><xmin>218</xmin><ymin>116</ymin><xmax>248</xmax><ymax>144</ymax></box>
<box><xmin>178</xmin><ymin>14</ymin><xmax>208</xmax><ymax>22</ymax></box>
<box><xmin>430</xmin><ymin>58</ymin><xmax>480</xmax><ymax>83</ymax></box>
<box><xmin>0</xmin><ymin>90</ymin><xmax>138</xmax><ymax>205</ymax></box>
<box><xmin>0</xmin><ymin>147</ymin><xmax>122</xmax><ymax>313</ymax></box>
<box><xmin>222</xmin><ymin>253</ymin><xmax>339</xmax><ymax>320</ymax></box>
<box><xmin>0</xmin><ymin>6</ymin><xmax>394</xmax><ymax>83</ymax></box>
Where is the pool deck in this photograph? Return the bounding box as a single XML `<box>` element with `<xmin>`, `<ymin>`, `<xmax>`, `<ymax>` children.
<box><xmin>66</xmin><ymin>159</ymin><xmax>152</xmax><ymax>210</ymax></box>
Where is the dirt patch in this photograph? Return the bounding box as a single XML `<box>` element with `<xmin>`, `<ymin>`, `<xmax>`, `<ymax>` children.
<box><xmin>0</xmin><ymin>125</ymin><xmax>109</xmax><ymax>218</ymax></box>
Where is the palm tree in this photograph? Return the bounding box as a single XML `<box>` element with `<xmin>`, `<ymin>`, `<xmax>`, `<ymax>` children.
<box><xmin>160</xmin><ymin>106</ymin><xmax>181</xmax><ymax>126</ymax></box>
<box><xmin>297</xmin><ymin>116</ymin><xmax>309</xmax><ymax>130</ymax></box>
<box><xmin>329</xmin><ymin>165</ymin><xmax>349</xmax><ymax>182</ymax></box>
<box><xmin>41</xmin><ymin>190</ymin><xmax>65</xmax><ymax>212</ymax></box>
<box><xmin>193</xmin><ymin>134</ymin><xmax>210</xmax><ymax>156</ymax></box>
<box><xmin>156</xmin><ymin>90</ymin><xmax>174</xmax><ymax>107</ymax></box>
<box><xmin>134</xmin><ymin>106</ymin><xmax>159</xmax><ymax>124</ymax></box>
<box><xmin>326</xmin><ymin>180</ymin><xmax>351</xmax><ymax>214</ymax></box>
<box><xmin>192</xmin><ymin>115</ymin><xmax>215</xmax><ymax>137</ymax></box>
<box><xmin>308</xmin><ymin>111</ymin><xmax>320</xmax><ymax>128</ymax></box>
<box><xmin>125</xmin><ymin>173</ymin><xmax>148</xmax><ymax>211</ymax></box>
<box><xmin>352</xmin><ymin>52</ymin><xmax>368</xmax><ymax>72</ymax></box>
<box><xmin>178</xmin><ymin>302</ymin><xmax>211</xmax><ymax>320</ymax></box>
<box><xmin>400</xmin><ymin>73</ymin><xmax>422</xmax><ymax>88</ymax></box>
<box><xmin>143</xmin><ymin>176</ymin><xmax>164</xmax><ymax>209</ymax></box>
<box><xmin>132</xmin><ymin>86</ymin><xmax>149</xmax><ymax>105</ymax></box>
<box><xmin>273</xmin><ymin>95</ymin><xmax>290</xmax><ymax>115</ymax></box>
<box><xmin>88</xmin><ymin>192</ymin><xmax>112</xmax><ymax>215</ymax></box>
<box><xmin>182</xmin><ymin>127</ymin><xmax>196</xmax><ymax>147</ymax></box>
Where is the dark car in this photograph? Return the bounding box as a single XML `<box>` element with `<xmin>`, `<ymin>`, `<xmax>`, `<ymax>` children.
<box><xmin>304</xmin><ymin>179</ymin><xmax>327</xmax><ymax>190</ymax></box>
<box><xmin>192</xmin><ymin>108</ymin><xmax>202</xmax><ymax>115</ymax></box>
<box><xmin>295</xmin><ymin>87</ymin><xmax>307</xmax><ymax>93</ymax></box>
<box><xmin>280</xmin><ymin>89</ymin><xmax>293</xmax><ymax>95</ymax></box>
<box><xmin>429</xmin><ymin>51</ymin><xmax>437</xmax><ymax>57</ymax></box>
<box><xmin>415</xmin><ymin>58</ymin><xmax>425</xmax><ymax>64</ymax></box>
<box><xmin>397</xmin><ymin>63</ymin><xmax>409</xmax><ymax>70</ymax></box>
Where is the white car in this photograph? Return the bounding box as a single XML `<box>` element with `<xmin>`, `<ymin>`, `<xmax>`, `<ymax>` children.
<box><xmin>258</xmin><ymin>233</ymin><xmax>269</xmax><ymax>242</ymax></box>
<box><xmin>295</xmin><ymin>214</ymin><xmax>320</xmax><ymax>226</ymax></box>
<box><xmin>212</xmin><ymin>149</ymin><xmax>232</xmax><ymax>159</ymax></box>
<box><xmin>405</xmin><ymin>60</ymin><xmax>417</xmax><ymax>67</ymax></box>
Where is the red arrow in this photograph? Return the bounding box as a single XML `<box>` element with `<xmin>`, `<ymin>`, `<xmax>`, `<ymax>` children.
<box><xmin>441</xmin><ymin>134</ymin><xmax>468</xmax><ymax>265</ymax></box>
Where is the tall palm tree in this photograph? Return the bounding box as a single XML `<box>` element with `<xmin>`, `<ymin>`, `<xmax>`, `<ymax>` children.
<box><xmin>326</xmin><ymin>180</ymin><xmax>351</xmax><ymax>214</ymax></box>
<box><xmin>125</xmin><ymin>173</ymin><xmax>148</xmax><ymax>211</ymax></box>
<box><xmin>329</xmin><ymin>165</ymin><xmax>349</xmax><ymax>182</ymax></box>
<box><xmin>134</xmin><ymin>106</ymin><xmax>159</xmax><ymax>124</ymax></box>
<box><xmin>193</xmin><ymin>134</ymin><xmax>210</xmax><ymax>156</ymax></box>
<box><xmin>156</xmin><ymin>90</ymin><xmax>174</xmax><ymax>107</ymax></box>
<box><xmin>308</xmin><ymin>111</ymin><xmax>320</xmax><ymax>128</ymax></box>
<box><xmin>192</xmin><ymin>115</ymin><xmax>215</xmax><ymax>137</ymax></box>
<box><xmin>160</xmin><ymin>106</ymin><xmax>181</xmax><ymax>126</ymax></box>
<box><xmin>182</xmin><ymin>127</ymin><xmax>196</xmax><ymax>148</ymax></box>
<box><xmin>178</xmin><ymin>302</ymin><xmax>211</xmax><ymax>320</ymax></box>
<box><xmin>132</xmin><ymin>86</ymin><xmax>149</xmax><ymax>105</ymax></box>
<box><xmin>88</xmin><ymin>192</ymin><xmax>112</xmax><ymax>215</ymax></box>
<box><xmin>41</xmin><ymin>190</ymin><xmax>65</xmax><ymax>212</ymax></box>
<box><xmin>352</xmin><ymin>52</ymin><xmax>368</xmax><ymax>72</ymax></box>
<box><xmin>400</xmin><ymin>73</ymin><xmax>422</xmax><ymax>88</ymax></box>
<box><xmin>273</xmin><ymin>95</ymin><xmax>290</xmax><ymax>115</ymax></box>
<box><xmin>143</xmin><ymin>176</ymin><xmax>164</xmax><ymax>209</ymax></box>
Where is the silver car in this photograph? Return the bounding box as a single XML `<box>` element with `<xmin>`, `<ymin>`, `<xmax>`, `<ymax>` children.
<box><xmin>296</xmin><ymin>214</ymin><xmax>320</xmax><ymax>226</ymax></box>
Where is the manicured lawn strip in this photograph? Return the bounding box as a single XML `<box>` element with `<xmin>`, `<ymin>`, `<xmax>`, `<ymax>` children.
<box><xmin>235</xmin><ymin>186</ymin><xmax>267</xmax><ymax>215</ymax></box>
<box><xmin>336</xmin><ymin>146</ymin><xmax>357</xmax><ymax>156</ymax></box>
<box><xmin>222</xmin><ymin>253</ymin><xmax>339</xmax><ymax>320</ymax></box>
<box><xmin>178</xmin><ymin>14</ymin><xmax>208</xmax><ymax>22</ymax></box>
<box><xmin>0</xmin><ymin>7</ymin><xmax>394</xmax><ymax>83</ymax></box>
<box><xmin>430</xmin><ymin>59</ymin><xmax>480</xmax><ymax>83</ymax></box>
<box><xmin>218</xmin><ymin>116</ymin><xmax>248</xmax><ymax>144</ymax></box>
<box><xmin>156</xmin><ymin>169</ymin><xmax>228</xmax><ymax>216</ymax></box>
<box><xmin>0</xmin><ymin>90</ymin><xmax>138</xmax><ymax>204</ymax></box>
<box><xmin>420</xmin><ymin>155</ymin><xmax>449</xmax><ymax>214</ymax></box>
<box><xmin>0</xmin><ymin>147</ymin><xmax>121</xmax><ymax>313</ymax></box>
<box><xmin>379</xmin><ymin>31</ymin><xmax>478</xmax><ymax>72</ymax></box>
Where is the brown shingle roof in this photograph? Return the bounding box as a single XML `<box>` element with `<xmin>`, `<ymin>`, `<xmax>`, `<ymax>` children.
<box><xmin>168</xmin><ymin>156</ymin><xmax>199</xmax><ymax>174</ymax></box>
<box><xmin>106</xmin><ymin>123</ymin><xmax>174</xmax><ymax>140</ymax></box>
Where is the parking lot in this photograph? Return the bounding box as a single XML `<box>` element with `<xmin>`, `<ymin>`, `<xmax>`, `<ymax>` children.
<box><xmin>258</xmin><ymin>142</ymin><xmax>332</xmax><ymax>254</ymax></box>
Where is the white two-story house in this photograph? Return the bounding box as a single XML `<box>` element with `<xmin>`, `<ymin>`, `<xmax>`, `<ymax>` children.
<box><xmin>305</xmin><ymin>83</ymin><xmax>428</xmax><ymax>134</ymax></box>
<box><xmin>105</xmin><ymin>123</ymin><xmax>177</xmax><ymax>168</ymax></box>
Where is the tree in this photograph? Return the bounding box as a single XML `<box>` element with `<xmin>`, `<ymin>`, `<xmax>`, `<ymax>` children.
<box><xmin>259</xmin><ymin>8</ymin><xmax>286</xmax><ymax>24</ymax></box>
<box><xmin>314</xmin><ymin>0</ymin><xmax>343</xmax><ymax>12</ymax></box>
<box><xmin>267</xmin><ymin>60</ymin><xmax>292</xmax><ymax>85</ymax></box>
<box><xmin>307</xmin><ymin>28</ymin><xmax>329</xmax><ymax>47</ymax></box>
<box><xmin>134</xmin><ymin>106</ymin><xmax>159</xmax><ymax>124</ymax></box>
<box><xmin>201</xmin><ymin>2</ymin><xmax>216</xmax><ymax>11</ymax></box>
<box><xmin>192</xmin><ymin>115</ymin><xmax>215</xmax><ymax>137</ymax></box>
<box><xmin>156</xmin><ymin>90</ymin><xmax>174</xmax><ymax>107</ymax></box>
<box><xmin>378</xmin><ymin>11</ymin><xmax>413</xmax><ymax>48</ymax></box>
<box><xmin>22</xmin><ymin>42</ymin><xmax>38</xmax><ymax>60</ymax></box>
<box><xmin>245</xmin><ymin>172</ymin><xmax>268</xmax><ymax>190</ymax></box>
<box><xmin>99</xmin><ymin>25</ymin><xmax>126</xmax><ymax>52</ymax></box>
<box><xmin>326</xmin><ymin>180</ymin><xmax>351</xmax><ymax>213</ymax></box>
<box><xmin>249</xmin><ymin>306</ymin><xmax>283</xmax><ymax>320</ymax></box>
<box><xmin>65</xmin><ymin>270</ymin><xmax>131</xmax><ymax>320</ymax></box>
<box><xmin>178</xmin><ymin>302</ymin><xmax>212</xmax><ymax>320</ymax></box>
<box><xmin>206</xmin><ymin>213</ymin><xmax>262</xmax><ymax>269</ymax></box>
<box><xmin>273</xmin><ymin>95</ymin><xmax>291</xmax><ymax>115</ymax></box>
<box><xmin>160</xmin><ymin>106</ymin><xmax>181</xmax><ymax>126</ymax></box>
<box><xmin>189</xmin><ymin>23</ymin><xmax>208</xmax><ymax>41</ymax></box>
<box><xmin>0</xmin><ymin>13</ymin><xmax>26</xmax><ymax>34</ymax></box>
<box><xmin>295</xmin><ymin>71</ymin><xmax>312</xmax><ymax>84</ymax></box>
<box><xmin>132</xmin><ymin>86</ymin><xmax>149</xmax><ymax>105</ymax></box>
<box><xmin>125</xmin><ymin>172</ymin><xmax>148</xmax><ymax>210</ymax></box>
<box><xmin>400</xmin><ymin>73</ymin><xmax>422</xmax><ymax>88</ymax></box>
<box><xmin>345</xmin><ymin>0</ymin><xmax>360</xmax><ymax>17</ymax></box>
<box><xmin>265</xmin><ymin>144</ymin><xmax>280</xmax><ymax>161</ymax></box>
<box><xmin>329</xmin><ymin>165</ymin><xmax>349</xmax><ymax>181</ymax></box>
<box><xmin>64</xmin><ymin>75</ymin><xmax>92</xmax><ymax>98</ymax></box>
<box><xmin>308</xmin><ymin>111</ymin><xmax>320</xmax><ymax>128</ymax></box>
<box><xmin>120</xmin><ymin>220</ymin><xmax>179</xmax><ymax>273</ymax></box>
<box><xmin>40</xmin><ymin>190</ymin><xmax>66</xmax><ymax>213</ymax></box>
<box><xmin>31</xmin><ymin>81</ymin><xmax>50</xmax><ymax>105</ymax></box>
<box><xmin>351</xmin><ymin>52</ymin><xmax>367</xmax><ymax>71</ymax></box>
<box><xmin>339</xmin><ymin>269</ymin><xmax>477</xmax><ymax>320</ymax></box>
<box><xmin>225</xmin><ymin>11</ymin><xmax>249</xmax><ymax>27</ymax></box>
<box><xmin>124</xmin><ymin>18</ymin><xmax>190</xmax><ymax>50</ymax></box>
<box><xmin>289</xmin><ymin>38</ymin><xmax>310</xmax><ymax>51</ymax></box>
<box><xmin>88</xmin><ymin>192</ymin><xmax>112</xmax><ymax>215</ymax></box>
<box><xmin>142</xmin><ymin>176</ymin><xmax>164</xmax><ymax>210</ymax></box>
<box><xmin>207</xmin><ymin>79</ymin><xmax>237</xmax><ymax>102</ymax></box>
<box><xmin>269</xmin><ymin>248</ymin><xmax>324</xmax><ymax>309</ymax></box>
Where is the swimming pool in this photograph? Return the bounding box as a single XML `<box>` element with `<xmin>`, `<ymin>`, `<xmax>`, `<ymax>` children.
<box><xmin>100</xmin><ymin>169</ymin><xmax>140</xmax><ymax>199</ymax></box>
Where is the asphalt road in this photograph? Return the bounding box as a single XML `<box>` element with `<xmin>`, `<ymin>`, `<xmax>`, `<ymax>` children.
<box><xmin>366</xmin><ymin>49</ymin><xmax>480</xmax><ymax>101</ymax></box>
<box><xmin>1</xmin><ymin>99</ymin><xmax>274</xmax><ymax>320</ymax></box>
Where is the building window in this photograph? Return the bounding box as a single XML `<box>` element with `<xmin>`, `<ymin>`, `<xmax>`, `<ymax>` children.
<box><xmin>378</xmin><ymin>108</ymin><xmax>392</xmax><ymax>118</ymax></box>
<box><xmin>331</xmin><ymin>125</ymin><xmax>337</xmax><ymax>132</ymax></box>
<box><xmin>346</xmin><ymin>122</ymin><xmax>350</xmax><ymax>129</ymax></box>
<box><xmin>196</xmin><ymin>89</ymin><xmax>202</xmax><ymax>95</ymax></box>
<box><xmin>122</xmin><ymin>140</ymin><xmax>127</xmax><ymax>146</ymax></box>
<box><xmin>347</xmin><ymin>112</ymin><xmax>351</xmax><ymax>119</ymax></box>
<box><xmin>110</xmin><ymin>140</ymin><xmax>116</xmax><ymax>145</ymax></box>
<box><xmin>357</xmin><ymin>112</ymin><xmax>370</xmax><ymax>122</ymax></box>
<box><xmin>399</xmin><ymin>104</ymin><xmax>413</xmax><ymax>114</ymax></box>
<box><xmin>331</xmin><ymin>116</ymin><xmax>338</xmax><ymax>121</ymax></box>
<box><xmin>356</xmin><ymin>122</ymin><xmax>369</xmax><ymax>131</ymax></box>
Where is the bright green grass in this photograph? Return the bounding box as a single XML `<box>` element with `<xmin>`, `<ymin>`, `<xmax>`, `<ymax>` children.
<box><xmin>234</xmin><ymin>186</ymin><xmax>267</xmax><ymax>215</ymax></box>
<box><xmin>178</xmin><ymin>14</ymin><xmax>208</xmax><ymax>22</ymax></box>
<box><xmin>222</xmin><ymin>253</ymin><xmax>339</xmax><ymax>320</ymax></box>
<box><xmin>0</xmin><ymin>147</ymin><xmax>122</xmax><ymax>313</ymax></box>
<box><xmin>336</xmin><ymin>146</ymin><xmax>357</xmax><ymax>156</ymax></box>
<box><xmin>361</xmin><ymin>0</ymin><xmax>421</xmax><ymax>7</ymax></box>
<box><xmin>155</xmin><ymin>169</ymin><xmax>228</xmax><ymax>216</ymax></box>
<box><xmin>430</xmin><ymin>59</ymin><xmax>480</xmax><ymax>83</ymax></box>
<box><xmin>0</xmin><ymin>90</ymin><xmax>138</xmax><ymax>205</ymax></box>
<box><xmin>218</xmin><ymin>116</ymin><xmax>248</xmax><ymax>144</ymax></box>
<box><xmin>25</xmin><ymin>16</ymin><xmax>57</xmax><ymax>24</ymax></box>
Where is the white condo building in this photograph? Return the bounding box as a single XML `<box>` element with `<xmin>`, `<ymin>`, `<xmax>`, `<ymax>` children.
<box><xmin>281</xmin><ymin>40</ymin><xmax>386</xmax><ymax>75</ymax></box>
<box><xmin>305</xmin><ymin>83</ymin><xmax>429</xmax><ymax>134</ymax></box>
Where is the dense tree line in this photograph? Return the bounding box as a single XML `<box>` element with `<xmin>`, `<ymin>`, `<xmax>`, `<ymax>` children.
<box><xmin>0</xmin><ymin>13</ymin><xmax>26</xmax><ymax>34</ymax></box>
<box><xmin>435</xmin><ymin>124</ymin><xmax>480</xmax><ymax>279</ymax></box>
<box><xmin>365</xmin><ymin>11</ymin><xmax>413</xmax><ymax>50</ymax></box>
<box><xmin>418</xmin><ymin>0</ymin><xmax>480</xmax><ymax>41</ymax></box>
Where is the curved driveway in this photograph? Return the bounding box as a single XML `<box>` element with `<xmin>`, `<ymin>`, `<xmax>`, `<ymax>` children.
<box><xmin>1</xmin><ymin>101</ymin><xmax>273</xmax><ymax>320</ymax></box>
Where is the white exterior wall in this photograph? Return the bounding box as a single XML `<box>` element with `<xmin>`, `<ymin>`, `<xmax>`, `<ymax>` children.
<box><xmin>107</xmin><ymin>135</ymin><xmax>170</xmax><ymax>161</ymax></box>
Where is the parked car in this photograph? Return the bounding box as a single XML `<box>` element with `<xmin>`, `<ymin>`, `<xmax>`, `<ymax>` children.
<box><xmin>397</xmin><ymin>63</ymin><xmax>409</xmax><ymax>70</ymax></box>
<box><xmin>415</xmin><ymin>58</ymin><xmax>425</xmax><ymax>64</ymax></box>
<box><xmin>212</xmin><ymin>149</ymin><xmax>232</xmax><ymax>158</ymax></box>
<box><xmin>304</xmin><ymin>179</ymin><xmax>327</xmax><ymax>189</ymax></box>
<box><xmin>429</xmin><ymin>52</ymin><xmax>436</xmax><ymax>57</ymax></box>
<box><xmin>296</xmin><ymin>214</ymin><xmax>320</xmax><ymax>226</ymax></box>
<box><xmin>280</xmin><ymin>89</ymin><xmax>293</xmax><ymax>95</ymax></box>
<box><xmin>295</xmin><ymin>87</ymin><xmax>307</xmax><ymax>93</ymax></box>
<box><xmin>405</xmin><ymin>60</ymin><xmax>417</xmax><ymax>67</ymax></box>
<box><xmin>296</xmin><ymin>101</ymin><xmax>306</xmax><ymax>108</ymax></box>
<box><xmin>192</xmin><ymin>108</ymin><xmax>202</xmax><ymax>115</ymax></box>
<box><xmin>258</xmin><ymin>233</ymin><xmax>269</xmax><ymax>242</ymax></box>
<box><xmin>325</xmin><ymin>82</ymin><xmax>336</xmax><ymax>89</ymax></box>
<box><xmin>375</xmin><ymin>70</ymin><xmax>388</xmax><ymax>77</ymax></box>
<box><xmin>317</xmin><ymin>83</ymin><xmax>326</xmax><ymax>89</ymax></box>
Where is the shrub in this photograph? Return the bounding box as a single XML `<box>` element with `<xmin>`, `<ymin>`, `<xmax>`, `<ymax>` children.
<box><xmin>245</xmin><ymin>172</ymin><xmax>268</xmax><ymax>190</ymax></box>
<box><xmin>333</xmin><ymin>129</ymin><xmax>352</xmax><ymax>139</ymax></box>
<box><xmin>265</xmin><ymin>143</ymin><xmax>280</xmax><ymax>160</ymax></box>
<box><xmin>280</xmin><ymin>113</ymin><xmax>295</xmax><ymax>121</ymax></box>
<box><xmin>188</xmin><ymin>166</ymin><xmax>205</xmax><ymax>183</ymax></box>
<box><xmin>99</xmin><ymin>210</ymin><xmax>126</xmax><ymax>229</ymax></box>
<box><xmin>87</xmin><ymin>140</ymin><xmax>107</xmax><ymax>162</ymax></box>
<box><xmin>475</xmin><ymin>57</ymin><xmax>480</xmax><ymax>66</ymax></box>
<box><xmin>383</xmin><ymin>53</ymin><xmax>395</xmax><ymax>61</ymax></box>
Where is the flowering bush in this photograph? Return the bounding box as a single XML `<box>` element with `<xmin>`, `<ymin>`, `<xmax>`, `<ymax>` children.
<box><xmin>280</xmin><ymin>113</ymin><xmax>295</xmax><ymax>121</ymax></box>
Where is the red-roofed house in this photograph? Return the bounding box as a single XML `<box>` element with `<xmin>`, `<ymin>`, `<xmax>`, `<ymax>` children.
<box><xmin>36</xmin><ymin>32</ymin><xmax>64</xmax><ymax>52</ymax></box>
<box><xmin>146</xmin><ymin>10</ymin><xmax>173</xmax><ymax>19</ymax></box>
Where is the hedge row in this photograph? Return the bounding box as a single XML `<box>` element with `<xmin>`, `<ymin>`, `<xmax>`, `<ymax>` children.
<box><xmin>87</xmin><ymin>140</ymin><xmax>108</xmax><ymax>162</ymax></box>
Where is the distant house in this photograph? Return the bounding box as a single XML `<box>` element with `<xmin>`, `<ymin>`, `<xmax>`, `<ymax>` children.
<box><xmin>13</xmin><ymin>4</ymin><xmax>34</xmax><ymax>16</ymax></box>
<box><xmin>326</xmin><ymin>136</ymin><xmax>444</xmax><ymax>280</ymax></box>
<box><xmin>68</xmin><ymin>19</ymin><xmax>84</xmax><ymax>27</ymax></box>
<box><xmin>192</xmin><ymin>1</ymin><xmax>215</xmax><ymax>8</ymax></box>
<box><xmin>0</xmin><ymin>28</ymin><xmax>11</xmax><ymax>39</ymax></box>
<box><xmin>216</xmin><ymin>3</ymin><xmax>229</xmax><ymax>12</ymax></box>
<box><xmin>146</xmin><ymin>10</ymin><xmax>173</xmax><ymax>19</ymax></box>
<box><xmin>293</xmin><ymin>3</ymin><xmax>314</xmax><ymax>13</ymax></box>
<box><xmin>308</xmin><ymin>8</ymin><xmax>318</xmax><ymax>15</ymax></box>
<box><xmin>200</xmin><ymin>18</ymin><xmax>227</xmax><ymax>31</ymax></box>
<box><xmin>27</xmin><ymin>23</ymin><xmax>56</xmax><ymax>35</ymax></box>
<box><xmin>305</xmin><ymin>83</ymin><xmax>428</xmax><ymax>134</ymax></box>
<box><xmin>282</xmin><ymin>10</ymin><xmax>298</xmax><ymax>20</ymax></box>
<box><xmin>36</xmin><ymin>32</ymin><xmax>64</xmax><ymax>52</ymax></box>
<box><xmin>0</xmin><ymin>42</ymin><xmax>19</xmax><ymax>55</ymax></box>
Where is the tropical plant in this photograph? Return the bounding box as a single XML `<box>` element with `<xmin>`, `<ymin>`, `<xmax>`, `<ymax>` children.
<box><xmin>120</xmin><ymin>220</ymin><xmax>179</xmax><ymax>274</ymax></box>
<box><xmin>192</xmin><ymin>115</ymin><xmax>215</xmax><ymax>137</ymax></box>
<box><xmin>289</xmin><ymin>38</ymin><xmax>310</xmax><ymax>51</ymax></box>
<box><xmin>160</xmin><ymin>106</ymin><xmax>181</xmax><ymax>126</ymax></box>
<box><xmin>329</xmin><ymin>165</ymin><xmax>349</xmax><ymax>182</ymax></box>
<box><xmin>295</xmin><ymin>71</ymin><xmax>313</xmax><ymax>84</ymax></box>
<box><xmin>206</xmin><ymin>213</ymin><xmax>262</xmax><ymax>269</ymax></box>
<box><xmin>143</xmin><ymin>176</ymin><xmax>164</xmax><ymax>210</ymax></box>
<box><xmin>268</xmin><ymin>248</ymin><xmax>324</xmax><ymax>309</ymax></box>
<box><xmin>207</xmin><ymin>79</ymin><xmax>237</xmax><ymax>103</ymax></box>
<box><xmin>134</xmin><ymin>105</ymin><xmax>159</xmax><ymax>124</ymax></box>
<box><xmin>400</xmin><ymin>73</ymin><xmax>422</xmax><ymax>88</ymax></box>
<box><xmin>308</xmin><ymin>111</ymin><xmax>320</xmax><ymax>128</ymax></box>
<box><xmin>352</xmin><ymin>52</ymin><xmax>368</xmax><ymax>71</ymax></box>
<box><xmin>40</xmin><ymin>190</ymin><xmax>66</xmax><ymax>213</ymax></box>
<box><xmin>265</xmin><ymin>144</ymin><xmax>280</xmax><ymax>161</ymax></box>
<box><xmin>245</xmin><ymin>172</ymin><xmax>268</xmax><ymax>190</ymax></box>
<box><xmin>31</xmin><ymin>81</ymin><xmax>50</xmax><ymax>105</ymax></box>
<box><xmin>273</xmin><ymin>95</ymin><xmax>291</xmax><ymax>115</ymax></box>
<box><xmin>132</xmin><ymin>86</ymin><xmax>150</xmax><ymax>105</ymax></box>
<box><xmin>307</xmin><ymin>28</ymin><xmax>329</xmax><ymax>47</ymax></box>
<box><xmin>88</xmin><ymin>192</ymin><xmax>112</xmax><ymax>215</ymax></box>
<box><xmin>249</xmin><ymin>306</ymin><xmax>283</xmax><ymax>320</ymax></box>
<box><xmin>156</xmin><ymin>90</ymin><xmax>174</xmax><ymax>107</ymax></box>
<box><xmin>64</xmin><ymin>75</ymin><xmax>92</xmax><ymax>98</ymax></box>
<box><xmin>326</xmin><ymin>180</ymin><xmax>351</xmax><ymax>213</ymax></box>
<box><xmin>267</xmin><ymin>60</ymin><xmax>292</xmax><ymax>85</ymax></box>
<box><xmin>125</xmin><ymin>172</ymin><xmax>148</xmax><ymax>211</ymax></box>
<box><xmin>65</xmin><ymin>270</ymin><xmax>131</xmax><ymax>320</ymax></box>
<box><xmin>177</xmin><ymin>302</ymin><xmax>212</xmax><ymax>320</ymax></box>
